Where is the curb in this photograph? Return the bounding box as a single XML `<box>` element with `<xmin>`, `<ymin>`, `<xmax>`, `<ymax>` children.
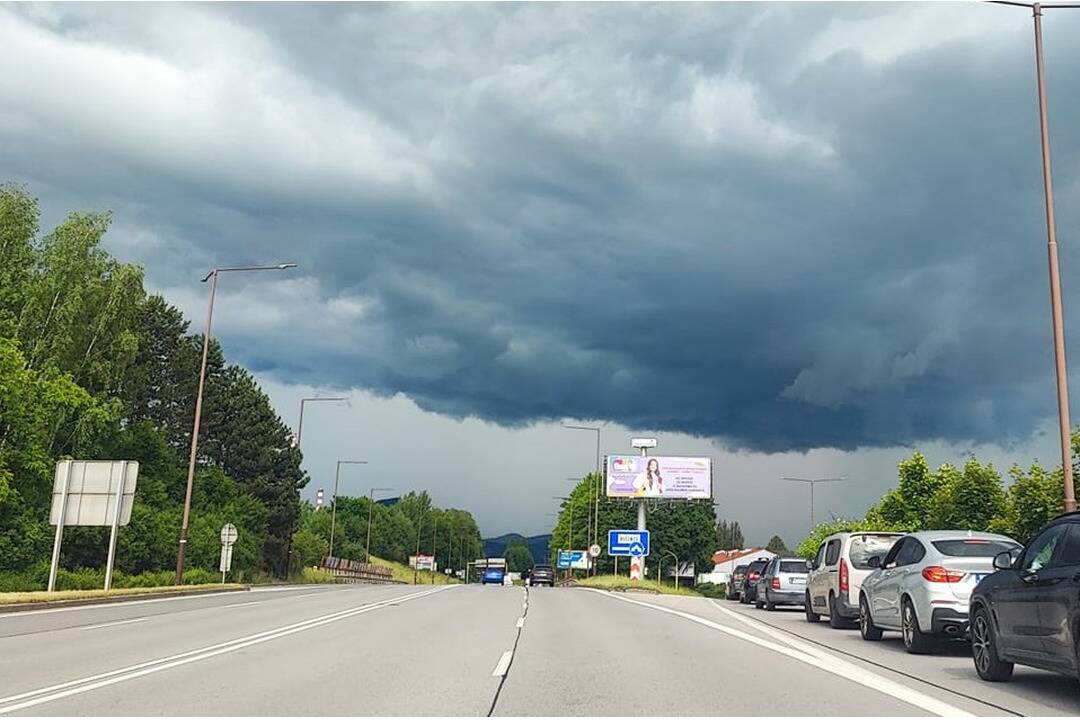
<box><xmin>0</xmin><ymin>585</ymin><xmax>250</xmax><ymax>614</ymax></box>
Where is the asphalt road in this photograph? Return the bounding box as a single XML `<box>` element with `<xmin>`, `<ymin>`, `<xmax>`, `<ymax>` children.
<box><xmin>0</xmin><ymin>583</ymin><xmax>1076</xmax><ymax>716</ymax></box>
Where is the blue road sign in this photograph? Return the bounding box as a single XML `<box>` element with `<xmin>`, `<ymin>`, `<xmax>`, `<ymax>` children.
<box><xmin>558</xmin><ymin>550</ymin><xmax>587</xmax><ymax>569</ymax></box>
<box><xmin>608</xmin><ymin>530</ymin><xmax>650</xmax><ymax>557</ymax></box>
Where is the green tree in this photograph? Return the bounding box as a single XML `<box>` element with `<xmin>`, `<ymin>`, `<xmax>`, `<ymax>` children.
<box><xmin>925</xmin><ymin>458</ymin><xmax>1006</xmax><ymax>532</ymax></box>
<box><xmin>716</xmin><ymin>519</ymin><xmax>745</xmax><ymax>550</ymax></box>
<box><xmin>505</xmin><ymin>539</ymin><xmax>534</xmax><ymax>572</ymax></box>
<box><xmin>998</xmin><ymin>462</ymin><xmax>1062</xmax><ymax>543</ymax></box>
<box><xmin>765</xmin><ymin>535</ymin><xmax>789</xmax><ymax>555</ymax></box>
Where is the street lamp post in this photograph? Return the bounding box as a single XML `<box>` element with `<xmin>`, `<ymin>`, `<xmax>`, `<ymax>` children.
<box><xmin>329</xmin><ymin>460</ymin><xmax>367</xmax><ymax>559</ymax></box>
<box><xmin>364</xmin><ymin>487</ymin><xmax>394</xmax><ymax>562</ymax></box>
<box><xmin>991</xmin><ymin>0</ymin><xmax>1080</xmax><ymax>512</ymax></box>
<box><xmin>660</xmin><ymin>550</ymin><xmax>680</xmax><ymax>590</ymax></box>
<box><xmin>295</xmin><ymin>397</ymin><xmax>347</xmax><ymax>447</ymax></box>
<box><xmin>781</xmin><ymin>477</ymin><xmax>847</xmax><ymax>533</ymax></box>
<box><xmin>563</xmin><ymin>424</ymin><xmax>602</xmax><ymax>575</ymax></box>
<box><xmin>174</xmin><ymin>263</ymin><xmax>297</xmax><ymax>584</ymax></box>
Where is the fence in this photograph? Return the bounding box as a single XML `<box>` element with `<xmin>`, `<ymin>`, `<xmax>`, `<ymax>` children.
<box><xmin>321</xmin><ymin>556</ymin><xmax>398</xmax><ymax>584</ymax></box>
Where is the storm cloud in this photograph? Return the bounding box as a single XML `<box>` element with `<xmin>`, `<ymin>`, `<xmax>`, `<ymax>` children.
<box><xmin>4</xmin><ymin>1</ymin><xmax>1080</xmax><ymax>455</ymax></box>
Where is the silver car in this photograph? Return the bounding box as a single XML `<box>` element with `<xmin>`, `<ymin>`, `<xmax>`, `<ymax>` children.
<box><xmin>755</xmin><ymin>557</ymin><xmax>810</xmax><ymax>610</ymax></box>
<box><xmin>859</xmin><ymin>530</ymin><xmax>1021</xmax><ymax>653</ymax></box>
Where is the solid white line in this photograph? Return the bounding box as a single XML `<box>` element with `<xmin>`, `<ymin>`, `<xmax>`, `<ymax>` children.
<box><xmin>222</xmin><ymin>601</ymin><xmax>262</xmax><ymax>609</ymax></box>
<box><xmin>0</xmin><ymin>591</ymin><xmax>249</xmax><ymax>619</ymax></box>
<box><xmin>79</xmin><ymin>618</ymin><xmax>144</xmax><ymax>631</ymax></box>
<box><xmin>582</xmin><ymin>589</ymin><xmax>970</xmax><ymax>717</ymax></box>
<box><xmin>0</xmin><ymin>586</ymin><xmax>450</xmax><ymax>715</ymax></box>
<box><xmin>515</xmin><ymin>616</ymin><xmax>524</xmax><ymax>628</ymax></box>
<box><xmin>491</xmin><ymin>650</ymin><xmax>514</xmax><ymax>677</ymax></box>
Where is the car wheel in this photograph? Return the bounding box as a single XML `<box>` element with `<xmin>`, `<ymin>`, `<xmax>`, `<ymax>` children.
<box><xmin>859</xmin><ymin>595</ymin><xmax>883</xmax><ymax>641</ymax></box>
<box><xmin>901</xmin><ymin>598</ymin><xmax>934</xmax><ymax>654</ymax></box>
<box><xmin>828</xmin><ymin>593</ymin><xmax>848</xmax><ymax>629</ymax></box>
<box><xmin>805</xmin><ymin>591</ymin><xmax>820</xmax><ymax>623</ymax></box>
<box><xmin>765</xmin><ymin>594</ymin><xmax>776</xmax><ymax>612</ymax></box>
<box><xmin>755</xmin><ymin>594</ymin><xmax>764</xmax><ymax>610</ymax></box>
<box><xmin>971</xmin><ymin>606</ymin><xmax>1013</xmax><ymax>682</ymax></box>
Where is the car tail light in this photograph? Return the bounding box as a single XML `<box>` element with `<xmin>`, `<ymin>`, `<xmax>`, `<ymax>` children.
<box><xmin>771</xmin><ymin>577</ymin><xmax>780</xmax><ymax>590</ymax></box>
<box><xmin>922</xmin><ymin>566</ymin><xmax>965</xmax><ymax>583</ymax></box>
<box><xmin>749</xmin><ymin>572</ymin><xmax>759</xmax><ymax>581</ymax></box>
<box><xmin>839</xmin><ymin>558</ymin><xmax>849</xmax><ymax>593</ymax></box>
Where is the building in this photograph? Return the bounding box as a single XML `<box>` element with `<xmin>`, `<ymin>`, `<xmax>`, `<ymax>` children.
<box><xmin>697</xmin><ymin>548</ymin><xmax>776</xmax><ymax>584</ymax></box>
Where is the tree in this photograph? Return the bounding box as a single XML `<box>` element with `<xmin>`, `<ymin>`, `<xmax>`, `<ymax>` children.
<box><xmin>925</xmin><ymin>458</ymin><xmax>1007</xmax><ymax>532</ymax></box>
<box><xmin>505</xmin><ymin>539</ymin><xmax>534</xmax><ymax>572</ymax></box>
<box><xmin>765</xmin><ymin>535</ymin><xmax>789</xmax><ymax>555</ymax></box>
<box><xmin>716</xmin><ymin>519</ymin><xmax>745</xmax><ymax>550</ymax></box>
<box><xmin>998</xmin><ymin>462</ymin><xmax>1062</xmax><ymax>543</ymax></box>
<box><xmin>876</xmin><ymin>451</ymin><xmax>941</xmax><ymax>530</ymax></box>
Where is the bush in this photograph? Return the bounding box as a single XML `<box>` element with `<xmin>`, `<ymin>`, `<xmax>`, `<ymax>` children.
<box><xmin>695</xmin><ymin>581</ymin><xmax>727</xmax><ymax>599</ymax></box>
<box><xmin>181</xmin><ymin>567</ymin><xmax>220</xmax><ymax>586</ymax></box>
<box><xmin>299</xmin><ymin>567</ymin><xmax>339</xmax><ymax>584</ymax></box>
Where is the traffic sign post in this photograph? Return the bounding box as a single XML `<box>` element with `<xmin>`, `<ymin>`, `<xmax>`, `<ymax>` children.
<box><xmin>220</xmin><ymin>523</ymin><xmax>238</xmax><ymax>583</ymax></box>
<box><xmin>608</xmin><ymin>530</ymin><xmax>650</xmax><ymax>557</ymax></box>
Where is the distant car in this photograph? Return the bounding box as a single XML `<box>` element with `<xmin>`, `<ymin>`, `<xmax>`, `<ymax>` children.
<box><xmin>859</xmin><ymin>531</ymin><xmax>1021</xmax><ymax>653</ymax></box>
<box><xmin>530</xmin><ymin>564</ymin><xmax>555</xmax><ymax>587</ymax></box>
<box><xmin>756</xmin><ymin>557</ymin><xmax>811</xmax><ymax>610</ymax></box>
<box><xmin>726</xmin><ymin>564</ymin><xmax>749</xmax><ymax>600</ymax></box>
<box><xmin>806</xmin><ymin>531</ymin><xmax>903</xmax><ymax>628</ymax></box>
<box><xmin>970</xmin><ymin>512</ymin><xmax>1080</xmax><ymax>683</ymax></box>
<box><xmin>481</xmin><ymin>567</ymin><xmax>505</xmax><ymax>585</ymax></box>
<box><xmin>740</xmin><ymin>559</ymin><xmax>771</xmax><ymax>605</ymax></box>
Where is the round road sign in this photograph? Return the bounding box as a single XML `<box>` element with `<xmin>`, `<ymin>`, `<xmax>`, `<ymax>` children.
<box><xmin>589</xmin><ymin>544</ymin><xmax>601</xmax><ymax>558</ymax></box>
<box><xmin>220</xmin><ymin>523</ymin><xmax>238</xmax><ymax>545</ymax></box>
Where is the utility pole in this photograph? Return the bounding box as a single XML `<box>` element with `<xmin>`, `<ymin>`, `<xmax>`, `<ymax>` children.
<box><xmin>174</xmin><ymin>262</ymin><xmax>297</xmax><ymax>584</ymax></box>
<box><xmin>780</xmin><ymin>477</ymin><xmax>847</xmax><ymax>534</ymax></box>
<box><xmin>329</xmin><ymin>460</ymin><xmax>367</xmax><ymax>558</ymax></box>
<box><xmin>629</xmin><ymin>437</ymin><xmax>656</xmax><ymax>581</ymax></box>
<box><xmin>364</xmin><ymin>487</ymin><xmax>394</xmax><ymax>562</ymax></box>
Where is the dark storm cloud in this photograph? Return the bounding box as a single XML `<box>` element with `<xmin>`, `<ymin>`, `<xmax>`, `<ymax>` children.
<box><xmin>3</xmin><ymin>2</ymin><xmax>1080</xmax><ymax>452</ymax></box>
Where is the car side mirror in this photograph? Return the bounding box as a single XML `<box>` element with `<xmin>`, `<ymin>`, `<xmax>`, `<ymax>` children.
<box><xmin>806</xmin><ymin>559</ymin><xmax>815</xmax><ymax>571</ymax></box>
<box><xmin>867</xmin><ymin>555</ymin><xmax>881</xmax><ymax>569</ymax></box>
<box><xmin>993</xmin><ymin>550</ymin><xmax>1014</xmax><ymax>571</ymax></box>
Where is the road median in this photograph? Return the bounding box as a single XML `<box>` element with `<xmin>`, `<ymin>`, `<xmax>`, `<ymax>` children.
<box><xmin>0</xmin><ymin>583</ymin><xmax>249</xmax><ymax>613</ymax></box>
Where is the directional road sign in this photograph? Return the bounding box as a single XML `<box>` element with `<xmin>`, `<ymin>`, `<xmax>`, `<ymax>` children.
<box><xmin>557</xmin><ymin>550</ymin><xmax>588</xmax><ymax>569</ymax></box>
<box><xmin>608</xmin><ymin>529</ymin><xmax>650</xmax><ymax>557</ymax></box>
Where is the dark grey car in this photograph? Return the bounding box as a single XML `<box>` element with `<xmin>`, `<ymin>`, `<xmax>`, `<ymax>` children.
<box><xmin>756</xmin><ymin>557</ymin><xmax>811</xmax><ymax>610</ymax></box>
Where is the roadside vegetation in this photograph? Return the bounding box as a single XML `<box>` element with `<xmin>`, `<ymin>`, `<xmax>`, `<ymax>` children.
<box><xmin>0</xmin><ymin>583</ymin><xmax>247</xmax><ymax>606</ymax></box>
<box><xmin>572</xmin><ymin>574</ymin><xmax>701</xmax><ymax>597</ymax></box>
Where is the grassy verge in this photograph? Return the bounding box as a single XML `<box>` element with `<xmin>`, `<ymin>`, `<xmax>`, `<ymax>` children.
<box><xmin>572</xmin><ymin>574</ymin><xmax>701</xmax><ymax>597</ymax></box>
<box><xmin>366</xmin><ymin>555</ymin><xmax>458</xmax><ymax>585</ymax></box>
<box><xmin>0</xmin><ymin>583</ymin><xmax>246</xmax><ymax>606</ymax></box>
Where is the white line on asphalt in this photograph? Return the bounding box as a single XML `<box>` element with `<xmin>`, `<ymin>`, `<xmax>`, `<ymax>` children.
<box><xmin>516</xmin><ymin>616</ymin><xmax>525</xmax><ymax>628</ymax></box>
<box><xmin>491</xmin><ymin>650</ymin><xmax>514</xmax><ymax>677</ymax></box>
<box><xmin>0</xmin><ymin>591</ymin><xmax>249</xmax><ymax>619</ymax></box>
<box><xmin>222</xmin><ymin>601</ymin><xmax>262</xmax><ymax>609</ymax></box>
<box><xmin>288</xmin><ymin>592</ymin><xmax>321</xmax><ymax>599</ymax></box>
<box><xmin>582</xmin><ymin>589</ymin><xmax>971</xmax><ymax>717</ymax></box>
<box><xmin>0</xmin><ymin>586</ymin><xmax>451</xmax><ymax>715</ymax></box>
<box><xmin>79</xmin><ymin>618</ymin><xmax>145</xmax><ymax>631</ymax></box>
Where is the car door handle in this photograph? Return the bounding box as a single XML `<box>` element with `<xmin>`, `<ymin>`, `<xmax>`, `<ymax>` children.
<box><xmin>1022</xmin><ymin>572</ymin><xmax>1038</xmax><ymax>583</ymax></box>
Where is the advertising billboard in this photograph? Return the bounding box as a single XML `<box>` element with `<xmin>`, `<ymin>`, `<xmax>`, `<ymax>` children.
<box><xmin>605</xmin><ymin>455</ymin><xmax>711</xmax><ymax>499</ymax></box>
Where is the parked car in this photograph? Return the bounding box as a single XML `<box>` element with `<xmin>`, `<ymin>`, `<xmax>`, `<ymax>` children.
<box><xmin>806</xmin><ymin>531</ymin><xmax>903</xmax><ymax>628</ymax></box>
<box><xmin>970</xmin><ymin>512</ymin><xmax>1080</xmax><ymax>683</ymax></box>
<box><xmin>726</xmin><ymin>564</ymin><xmax>749</xmax><ymax>600</ymax></box>
<box><xmin>859</xmin><ymin>531</ymin><xmax>1021</xmax><ymax>653</ymax></box>
<box><xmin>756</xmin><ymin>557</ymin><xmax>811</xmax><ymax>610</ymax></box>
<box><xmin>740</xmin><ymin>558</ymin><xmax>772</xmax><ymax>605</ymax></box>
<box><xmin>530</xmin><ymin>564</ymin><xmax>555</xmax><ymax>587</ymax></box>
<box><xmin>482</xmin><ymin>567</ymin><xmax>505</xmax><ymax>585</ymax></box>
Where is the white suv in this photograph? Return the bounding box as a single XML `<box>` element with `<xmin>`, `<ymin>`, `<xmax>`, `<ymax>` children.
<box><xmin>806</xmin><ymin>531</ymin><xmax>903</xmax><ymax>628</ymax></box>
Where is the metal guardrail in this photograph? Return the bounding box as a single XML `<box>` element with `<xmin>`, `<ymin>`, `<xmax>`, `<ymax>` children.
<box><xmin>321</xmin><ymin>556</ymin><xmax>400</xmax><ymax>584</ymax></box>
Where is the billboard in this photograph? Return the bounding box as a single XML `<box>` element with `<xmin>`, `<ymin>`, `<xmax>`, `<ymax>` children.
<box><xmin>410</xmin><ymin>554</ymin><xmax>437</xmax><ymax>571</ymax></box>
<box><xmin>605</xmin><ymin>455</ymin><xmax>711</xmax><ymax>499</ymax></box>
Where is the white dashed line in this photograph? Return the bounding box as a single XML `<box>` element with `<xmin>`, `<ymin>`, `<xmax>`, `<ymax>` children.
<box><xmin>491</xmin><ymin>650</ymin><xmax>514</xmax><ymax>677</ymax></box>
<box><xmin>222</xmin><ymin>601</ymin><xmax>263</xmax><ymax>609</ymax></box>
<box><xmin>79</xmin><ymin>618</ymin><xmax>144</xmax><ymax>631</ymax></box>
<box><xmin>516</xmin><ymin>616</ymin><xmax>525</xmax><ymax>628</ymax></box>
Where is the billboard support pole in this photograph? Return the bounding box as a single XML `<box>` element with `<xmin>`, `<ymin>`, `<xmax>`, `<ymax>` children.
<box><xmin>47</xmin><ymin>460</ymin><xmax>74</xmax><ymax>593</ymax></box>
<box><xmin>103</xmin><ymin>461</ymin><xmax>128</xmax><ymax>591</ymax></box>
<box><xmin>632</xmin><ymin>445</ymin><xmax>647</xmax><ymax>582</ymax></box>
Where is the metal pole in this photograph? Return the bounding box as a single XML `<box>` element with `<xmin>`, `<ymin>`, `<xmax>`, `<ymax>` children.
<box><xmin>1031</xmin><ymin>3</ymin><xmax>1077</xmax><ymax>512</ymax></box>
<box><xmin>176</xmin><ymin>270</ymin><xmax>217</xmax><ymax>584</ymax></box>
<box><xmin>633</xmin><ymin>445</ymin><xmax>647</xmax><ymax>582</ymax></box>
<box><xmin>432</xmin><ymin>520</ymin><xmax>439</xmax><ymax>583</ymax></box>
<box><xmin>810</xmin><ymin>482</ymin><xmax>815</xmax><ymax>531</ymax></box>
<box><xmin>329</xmin><ymin>461</ymin><xmax>342</xmax><ymax>559</ymax></box>
<box><xmin>48</xmin><ymin>460</ymin><xmax>74</xmax><ymax>592</ymax></box>
<box><xmin>414</xmin><ymin>511</ymin><xmax>423</xmax><ymax>584</ymax></box>
<box><xmin>296</xmin><ymin>400</ymin><xmax>306</xmax><ymax>447</ymax></box>
<box><xmin>365</xmin><ymin>489</ymin><xmax>375</xmax><ymax>562</ymax></box>
<box><xmin>104</xmin><ymin>461</ymin><xmax>127</xmax><ymax>590</ymax></box>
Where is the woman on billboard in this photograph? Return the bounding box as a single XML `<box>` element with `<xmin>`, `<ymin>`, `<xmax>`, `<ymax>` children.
<box><xmin>634</xmin><ymin>458</ymin><xmax>664</xmax><ymax>497</ymax></box>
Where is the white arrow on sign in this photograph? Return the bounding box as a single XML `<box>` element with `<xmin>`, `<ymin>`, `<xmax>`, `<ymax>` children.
<box><xmin>629</xmin><ymin>543</ymin><xmax>644</xmax><ymax>554</ymax></box>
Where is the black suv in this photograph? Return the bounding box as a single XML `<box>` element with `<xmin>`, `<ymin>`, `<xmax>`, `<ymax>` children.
<box><xmin>727</xmin><ymin>564</ymin><xmax>749</xmax><ymax>600</ymax></box>
<box><xmin>970</xmin><ymin>511</ymin><xmax>1080</xmax><ymax>683</ymax></box>
<box><xmin>530</xmin><ymin>564</ymin><xmax>555</xmax><ymax>587</ymax></box>
<box><xmin>740</xmin><ymin>559</ymin><xmax>771</xmax><ymax>605</ymax></box>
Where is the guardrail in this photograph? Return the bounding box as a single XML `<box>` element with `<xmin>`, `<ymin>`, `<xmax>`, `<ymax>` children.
<box><xmin>321</xmin><ymin>556</ymin><xmax>401</xmax><ymax>584</ymax></box>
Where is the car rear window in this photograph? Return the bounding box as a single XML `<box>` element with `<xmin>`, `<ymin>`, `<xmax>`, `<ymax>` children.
<box><xmin>849</xmin><ymin>535</ymin><xmax>899</xmax><ymax>569</ymax></box>
<box><xmin>534</xmin><ymin>565</ymin><xmax>552</xmax><ymax>571</ymax></box>
<box><xmin>748</xmin><ymin>560</ymin><xmax>768</xmax><ymax>571</ymax></box>
<box><xmin>779</xmin><ymin>561</ymin><xmax>808</xmax><ymax>573</ymax></box>
<box><xmin>931</xmin><ymin>539</ymin><xmax>1019</xmax><ymax>557</ymax></box>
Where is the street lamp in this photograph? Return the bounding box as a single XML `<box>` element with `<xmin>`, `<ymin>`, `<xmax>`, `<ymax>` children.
<box><xmin>781</xmin><ymin>477</ymin><xmax>847</xmax><ymax>533</ymax></box>
<box><xmin>175</xmin><ymin>262</ymin><xmax>297</xmax><ymax>584</ymax></box>
<box><xmin>365</xmin><ymin>487</ymin><xmax>395</xmax><ymax>562</ymax></box>
<box><xmin>329</xmin><ymin>460</ymin><xmax>367</xmax><ymax>559</ymax></box>
<box><xmin>990</xmin><ymin>1</ymin><xmax>1079</xmax><ymax>512</ymax></box>
<box><xmin>563</xmin><ymin>423</ymin><xmax>603</xmax><ymax>575</ymax></box>
<box><xmin>294</xmin><ymin>396</ymin><xmax>347</xmax><ymax>447</ymax></box>
<box><xmin>659</xmin><ymin>549</ymin><xmax>680</xmax><ymax>590</ymax></box>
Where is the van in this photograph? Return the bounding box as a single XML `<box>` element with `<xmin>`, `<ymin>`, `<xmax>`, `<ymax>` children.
<box><xmin>805</xmin><ymin>531</ymin><xmax>902</xmax><ymax>628</ymax></box>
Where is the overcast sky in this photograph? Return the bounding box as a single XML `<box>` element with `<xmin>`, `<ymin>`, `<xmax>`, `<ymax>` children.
<box><xmin>4</xmin><ymin>2</ymin><xmax>1080</xmax><ymax>546</ymax></box>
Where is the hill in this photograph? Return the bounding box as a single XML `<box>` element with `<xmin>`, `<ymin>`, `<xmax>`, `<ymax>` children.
<box><xmin>483</xmin><ymin>533</ymin><xmax>551</xmax><ymax>564</ymax></box>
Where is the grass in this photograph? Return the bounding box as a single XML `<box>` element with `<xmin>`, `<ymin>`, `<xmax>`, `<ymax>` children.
<box><xmin>366</xmin><ymin>555</ymin><xmax>458</xmax><ymax>585</ymax></box>
<box><xmin>0</xmin><ymin>583</ymin><xmax>246</xmax><ymax>606</ymax></box>
<box><xmin>572</xmin><ymin>574</ymin><xmax>702</xmax><ymax>597</ymax></box>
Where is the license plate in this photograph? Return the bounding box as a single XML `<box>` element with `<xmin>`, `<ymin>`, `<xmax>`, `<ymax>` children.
<box><xmin>791</xmin><ymin>578</ymin><xmax>805</xmax><ymax>584</ymax></box>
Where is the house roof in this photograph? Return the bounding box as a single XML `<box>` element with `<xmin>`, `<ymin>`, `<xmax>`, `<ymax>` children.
<box><xmin>711</xmin><ymin>548</ymin><xmax>770</xmax><ymax>566</ymax></box>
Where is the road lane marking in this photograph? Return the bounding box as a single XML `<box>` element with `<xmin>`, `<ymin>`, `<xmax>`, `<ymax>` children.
<box><xmin>222</xmin><ymin>601</ymin><xmax>262</xmax><ymax>609</ymax></box>
<box><xmin>0</xmin><ymin>586</ymin><xmax>451</xmax><ymax>715</ymax></box>
<box><xmin>79</xmin><ymin>618</ymin><xmax>144</xmax><ymax>631</ymax></box>
<box><xmin>0</xmin><ymin>591</ymin><xmax>250</xmax><ymax>619</ymax></box>
<box><xmin>491</xmin><ymin>650</ymin><xmax>514</xmax><ymax>677</ymax></box>
<box><xmin>583</xmin><ymin>589</ymin><xmax>971</xmax><ymax>717</ymax></box>
<box><xmin>515</xmin><ymin>617</ymin><xmax>524</xmax><ymax>628</ymax></box>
